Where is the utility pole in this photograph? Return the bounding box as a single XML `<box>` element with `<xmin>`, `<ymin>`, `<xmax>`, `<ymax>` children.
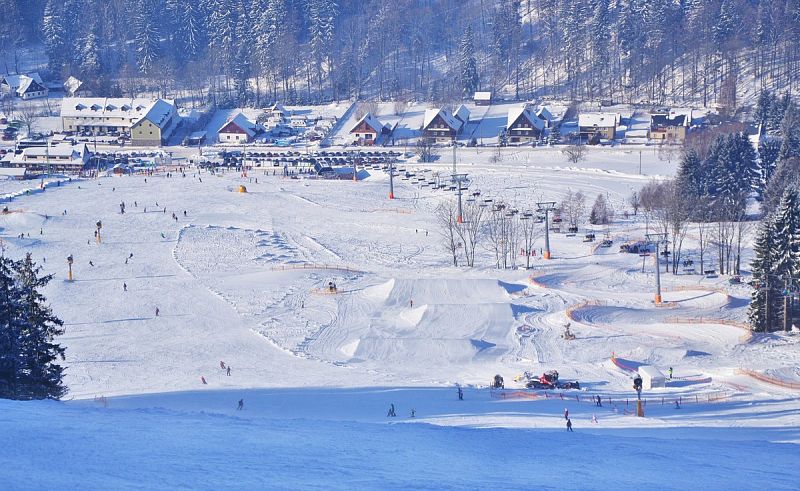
<box><xmin>536</xmin><ymin>201</ymin><xmax>557</xmax><ymax>259</ymax></box>
<box><xmin>638</xmin><ymin>150</ymin><xmax>642</xmax><ymax>175</ymax></box>
<box><xmin>67</xmin><ymin>254</ymin><xmax>73</xmax><ymax>281</ymax></box>
<box><xmin>646</xmin><ymin>233</ymin><xmax>667</xmax><ymax>304</ymax></box>
<box><xmin>388</xmin><ymin>158</ymin><xmax>395</xmax><ymax>199</ymax></box>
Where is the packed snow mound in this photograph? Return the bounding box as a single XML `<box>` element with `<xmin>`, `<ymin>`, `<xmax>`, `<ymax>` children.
<box><xmin>379</xmin><ymin>277</ymin><xmax>514</xmax><ymax>306</ymax></box>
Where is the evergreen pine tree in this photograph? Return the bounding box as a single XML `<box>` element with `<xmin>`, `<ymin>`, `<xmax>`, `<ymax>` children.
<box><xmin>459</xmin><ymin>25</ymin><xmax>479</xmax><ymax>97</ymax></box>
<box><xmin>134</xmin><ymin>0</ymin><xmax>162</xmax><ymax>75</ymax></box>
<box><xmin>748</xmin><ymin>219</ymin><xmax>782</xmax><ymax>332</ymax></box>
<box><xmin>779</xmin><ymin>102</ymin><xmax>800</xmax><ymax>162</ymax></box>
<box><xmin>0</xmin><ymin>256</ymin><xmax>23</xmax><ymax>399</ymax></box>
<box><xmin>13</xmin><ymin>255</ymin><xmax>66</xmax><ymax>400</ymax></box>
<box><xmin>758</xmin><ymin>138</ymin><xmax>782</xmax><ymax>196</ymax></box>
<box><xmin>676</xmin><ymin>149</ymin><xmax>704</xmax><ymax>202</ymax></box>
<box><xmin>753</xmin><ymin>89</ymin><xmax>773</xmax><ymax>127</ymax></box>
<box><xmin>771</xmin><ymin>188</ymin><xmax>800</xmax><ymax>281</ymax></box>
<box><xmin>42</xmin><ymin>0</ymin><xmax>66</xmax><ymax>73</ymax></box>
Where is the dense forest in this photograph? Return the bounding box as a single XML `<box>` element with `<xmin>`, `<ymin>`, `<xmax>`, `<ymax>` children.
<box><xmin>0</xmin><ymin>0</ymin><xmax>799</xmax><ymax>108</ymax></box>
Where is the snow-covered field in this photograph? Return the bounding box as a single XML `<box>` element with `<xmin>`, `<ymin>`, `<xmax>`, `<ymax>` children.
<box><xmin>0</xmin><ymin>149</ymin><xmax>798</xmax><ymax>489</ymax></box>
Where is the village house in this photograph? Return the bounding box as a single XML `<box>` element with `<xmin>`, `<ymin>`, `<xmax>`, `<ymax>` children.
<box><xmin>506</xmin><ymin>105</ymin><xmax>545</xmax><ymax>143</ymax></box>
<box><xmin>453</xmin><ymin>104</ymin><xmax>471</xmax><ymax>126</ymax></box>
<box><xmin>130</xmin><ymin>100</ymin><xmax>179</xmax><ymax>146</ymax></box>
<box><xmin>578</xmin><ymin>112</ymin><xmax>620</xmax><ymax>141</ymax></box>
<box><xmin>474</xmin><ymin>91</ymin><xmax>492</xmax><ymax>106</ymax></box>
<box><xmin>1</xmin><ymin>142</ymin><xmax>89</xmax><ymax>173</ymax></box>
<box><xmin>265</xmin><ymin>103</ymin><xmax>290</xmax><ymax>128</ymax></box>
<box><xmin>63</xmin><ymin>76</ymin><xmax>87</xmax><ymax>97</ymax></box>
<box><xmin>422</xmin><ymin>107</ymin><xmax>463</xmax><ymax>143</ymax></box>
<box><xmin>350</xmin><ymin>112</ymin><xmax>383</xmax><ymax>145</ymax></box>
<box><xmin>60</xmin><ymin>97</ymin><xmax>177</xmax><ymax>139</ymax></box>
<box><xmin>536</xmin><ymin>106</ymin><xmax>554</xmax><ymax>128</ymax></box>
<box><xmin>649</xmin><ymin>109</ymin><xmax>692</xmax><ymax>142</ymax></box>
<box><xmin>218</xmin><ymin>113</ymin><xmax>257</xmax><ymax>144</ymax></box>
<box><xmin>1</xmin><ymin>73</ymin><xmax>48</xmax><ymax>100</ymax></box>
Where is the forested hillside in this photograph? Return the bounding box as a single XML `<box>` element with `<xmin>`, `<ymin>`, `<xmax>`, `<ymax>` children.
<box><xmin>0</xmin><ymin>0</ymin><xmax>799</xmax><ymax>110</ymax></box>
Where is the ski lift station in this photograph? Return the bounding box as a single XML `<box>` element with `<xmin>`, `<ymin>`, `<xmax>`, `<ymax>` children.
<box><xmin>637</xmin><ymin>365</ymin><xmax>666</xmax><ymax>390</ymax></box>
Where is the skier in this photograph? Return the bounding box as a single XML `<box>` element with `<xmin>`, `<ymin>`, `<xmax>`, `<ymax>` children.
<box><xmin>220</xmin><ymin>361</ymin><xmax>226</xmax><ymax>369</ymax></box>
<box><xmin>129</xmin><ymin>253</ymin><xmax>134</xmax><ymax>259</ymax></box>
<box><xmin>596</xmin><ymin>395</ymin><xmax>602</xmax><ymax>407</ymax></box>
<box><xmin>674</xmin><ymin>400</ymin><xmax>681</xmax><ymax>409</ymax></box>
<box><xmin>237</xmin><ymin>399</ymin><xmax>244</xmax><ymax>410</ymax></box>
<box><xmin>201</xmin><ymin>376</ymin><xmax>207</xmax><ymax>385</ymax></box>
<box><xmin>458</xmin><ymin>386</ymin><xmax>463</xmax><ymax>400</ymax></box>
<box><xmin>387</xmin><ymin>403</ymin><xmax>396</xmax><ymax>417</ymax></box>
<box><xmin>123</xmin><ymin>283</ymin><xmax>127</xmax><ymax>292</ymax></box>
<box><xmin>564</xmin><ymin>408</ymin><xmax>569</xmax><ymax>420</ymax></box>
<box><xmin>89</xmin><ymin>261</ymin><xmax>94</xmax><ymax>267</ymax></box>
<box><xmin>410</xmin><ymin>299</ymin><xmax>413</xmax><ymax>308</ymax></box>
<box><xmin>668</xmin><ymin>367</ymin><xmax>673</xmax><ymax>380</ymax></box>
<box><xmin>226</xmin><ymin>366</ymin><xmax>231</xmax><ymax>376</ymax></box>
<box><xmin>566</xmin><ymin>418</ymin><xmax>573</xmax><ymax>432</ymax></box>
<box><xmin>410</xmin><ymin>409</ymin><xmax>416</xmax><ymax>418</ymax></box>
<box><xmin>155</xmin><ymin>307</ymin><xmax>160</xmax><ymax>317</ymax></box>
<box><xmin>592</xmin><ymin>414</ymin><xmax>598</xmax><ymax>424</ymax></box>
<box><xmin>183</xmin><ymin>211</ymin><xmax>187</xmax><ymax>217</ymax></box>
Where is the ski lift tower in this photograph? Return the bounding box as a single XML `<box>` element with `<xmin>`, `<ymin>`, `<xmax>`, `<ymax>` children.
<box><xmin>452</xmin><ymin>172</ymin><xmax>469</xmax><ymax>223</ymax></box>
<box><xmin>536</xmin><ymin>201</ymin><xmax>557</xmax><ymax>259</ymax></box>
<box><xmin>645</xmin><ymin>232</ymin><xmax>667</xmax><ymax>304</ymax></box>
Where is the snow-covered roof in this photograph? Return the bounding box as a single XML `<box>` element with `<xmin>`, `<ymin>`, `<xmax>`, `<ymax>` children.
<box><xmin>219</xmin><ymin>113</ymin><xmax>256</xmax><ymax>137</ymax></box>
<box><xmin>507</xmin><ymin>105</ymin><xmax>544</xmax><ymax>130</ymax></box>
<box><xmin>133</xmin><ymin>99</ymin><xmax>176</xmax><ymax>129</ymax></box>
<box><xmin>536</xmin><ymin>106</ymin><xmax>553</xmax><ymax>121</ymax></box>
<box><xmin>17</xmin><ymin>76</ymin><xmax>46</xmax><ymax>95</ymax></box>
<box><xmin>578</xmin><ymin>112</ymin><xmax>620</xmax><ymax>128</ymax></box>
<box><xmin>23</xmin><ymin>143</ymin><xmax>87</xmax><ymax>159</ymax></box>
<box><xmin>2</xmin><ymin>72</ymin><xmax>43</xmax><ymax>90</ymax></box>
<box><xmin>269</xmin><ymin>103</ymin><xmax>289</xmax><ymax>116</ymax></box>
<box><xmin>0</xmin><ymin>167</ymin><xmax>27</xmax><ymax>177</ymax></box>
<box><xmin>61</xmin><ymin>97</ymin><xmax>160</xmax><ymax>119</ymax></box>
<box><xmin>350</xmin><ymin>112</ymin><xmax>383</xmax><ymax>134</ymax></box>
<box><xmin>423</xmin><ymin>108</ymin><xmax>462</xmax><ymax>131</ymax></box>
<box><xmin>474</xmin><ymin>91</ymin><xmax>492</xmax><ymax>101</ymax></box>
<box><xmin>63</xmin><ymin>76</ymin><xmax>82</xmax><ymax>95</ymax></box>
<box><xmin>453</xmin><ymin>104</ymin><xmax>471</xmax><ymax>124</ymax></box>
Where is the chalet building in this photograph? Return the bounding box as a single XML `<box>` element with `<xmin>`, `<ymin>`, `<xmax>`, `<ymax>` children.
<box><xmin>60</xmin><ymin>97</ymin><xmax>177</xmax><ymax>138</ymax></box>
<box><xmin>506</xmin><ymin>106</ymin><xmax>544</xmax><ymax>143</ymax></box>
<box><xmin>422</xmin><ymin>108</ymin><xmax>463</xmax><ymax>143</ymax></box>
<box><xmin>63</xmin><ymin>76</ymin><xmax>86</xmax><ymax>97</ymax></box>
<box><xmin>649</xmin><ymin>110</ymin><xmax>691</xmax><ymax>142</ymax></box>
<box><xmin>130</xmin><ymin>100</ymin><xmax>179</xmax><ymax>146</ymax></box>
<box><xmin>1</xmin><ymin>73</ymin><xmax>48</xmax><ymax>100</ymax></box>
<box><xmin>578</xmin><ymin>112</ymin><xmax>620</xmax><ymax>141</ymax></box>
<box><xmin>350</xmin><ymin>113</ymin><xmax>383</xmax><ymax>145</ymax></box>
<box><xmin>265</xmin><ymin>103</ymin><xmax>290</xmax><ymax>128</ymax></box>
<box><xmin>453</xmin><ymin>104</ymin><xmax>471</xmax><ymax>126</ymax></box>
<box><xmin>536</xmin><ymin>106</ymin><xmax>554</xmax><ymax>128</ymax></box>
<box><xmin>474</xmin><ymin>91</ymin><xmax>492</xmax><ymax>106</ymax></box>
<box><xmin>218</xmin><ymin>113</ymin><xmax>257</xmax><ymax>144</ymax></box>
<box><xmin>0</xmin><ymin>143</ymin><xmax>89</xmax><ymax>173</ymax></box>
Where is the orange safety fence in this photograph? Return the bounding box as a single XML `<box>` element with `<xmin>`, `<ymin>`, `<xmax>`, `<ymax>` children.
<box><xmin>270</xmin><ymin>263</ymin><xmax>365</xmax><ymax>274</ymax></box>
<box><xmin>610</xmin><ymin>354</ymin><xmax>638</xmax><ymax>372</ymax></box>
<box><xmin>736</xmin><ymin>369</ymin><xmax>800</xmax><ymax>390</ymax></box>
<box><xmin>528</xmin><ymin>272</ymin><xmax>550</xmax><ymax>289</ymax></box>
<box><xmin>490</xmin><ymin>388</ymin><xmax>732</xmax><ymax>407</ymax></box>
<box><xmin>664</xmin><ymin>317</ymin><xmax>753</xmax><ymax>343</ymax></box>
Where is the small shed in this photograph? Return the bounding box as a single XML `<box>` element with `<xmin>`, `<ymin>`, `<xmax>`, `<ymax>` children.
<box><xmin>474</xmin><ymin>91</ymin><xmax>492</xmax><ymax>106</ymax></box>
<box><xmin>637</xmin><ymin>365</ymin><xmax>666</xmax><ymax>390</ymax></box>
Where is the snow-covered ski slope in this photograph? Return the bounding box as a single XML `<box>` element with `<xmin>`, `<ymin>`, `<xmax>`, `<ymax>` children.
<box><xmin>0</xmin><ymin>150</ymin><xmax>798</xmax><ymax>489</ymax></box>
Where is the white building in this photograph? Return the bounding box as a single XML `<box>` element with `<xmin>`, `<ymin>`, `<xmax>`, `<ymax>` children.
<box><xmin>1</xmin><ymin>73</ymin><xmax>48</xmax><ymax>100</ymax></box>
<box><xmin>218</xmin><ymin>113</ymin><xmax>257</xmax><ymax>143</ymax></box>
<box><xmin>60</xmin><ymin>97</ymin><xmax>176</xmax><ymax>137</ymax></box>
<box><xmin>637</xmin><ymin>366</ymin><xmax>666</xmax><ymax>390</ymax></box>
<box><xmin>1</xmin><ymin>143</ymin><xmax>89</xmax><ymax>173</ymax></box>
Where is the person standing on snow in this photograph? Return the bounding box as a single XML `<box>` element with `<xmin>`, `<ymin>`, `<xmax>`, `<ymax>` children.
<box><xmin>564</xmin><ymin>408</ymin><xmax>569</xmax><ymax>420</ymax></box>
<box><xmin>226</xmin><ymin>366</ymin><xmax>231</xmax><ymax>376</ymax></box>
<box><xmin>220</xmin><ymin>361</ymin><xmax>226</xmax><ymax>369</ymax></box>
<box><xmin>201</xmin><ymin>376</ymin><xmax>207</xmax><ymax>385</ymax></box>
<box><xmin>387</xmin><ymin>404</ymin><xmax>396</xmax><ymax>417</ymax></box>
<box><xmin>155</xmin><ymin>307</ymin><xmax>160</xmax><ymax>317</ymax></box>
<box><xmin>238</xmin><ymin>399</ymin><xmax>244</xmax><ymax>410</ymax></box>
<box><xmin>123</xmin><ymin>283</ymin><xmax>127</xmax><ymax>292</ymax></box>
<box><xmin>669</xmin><ymin>367</ymin><xmax>673</xmax><ymax>379</ymax></box>
<box><xmin>458</xmin><ymin>387</ymin><xmax>463</xmax><ymax>400</ymax></box>
<box><xmin>566</xmin><ymin>418</ymin><xmax>573</xmax><ymax>432</ymax></box>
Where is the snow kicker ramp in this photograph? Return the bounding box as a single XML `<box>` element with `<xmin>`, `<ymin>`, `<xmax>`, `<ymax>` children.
<box><xmin>312</xmin><ymin>278</ymin><xmax>524</xmax><ymax>367</ymax></box>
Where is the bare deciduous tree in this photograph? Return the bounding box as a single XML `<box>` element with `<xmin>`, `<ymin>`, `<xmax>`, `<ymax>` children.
<box><xmin>561</xmin><ymin>143</ymin><xmax>586</xmax><ymax>164</ymax></box>
<box><xmin>435</xmin><ymin>201</ymin><xmax>460</xmax><ymax>267</ymax></box>
<box><xmin>454</xmin><ymin>199</ymin><xmax>486</xmax><ymax>267</ymax></box>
